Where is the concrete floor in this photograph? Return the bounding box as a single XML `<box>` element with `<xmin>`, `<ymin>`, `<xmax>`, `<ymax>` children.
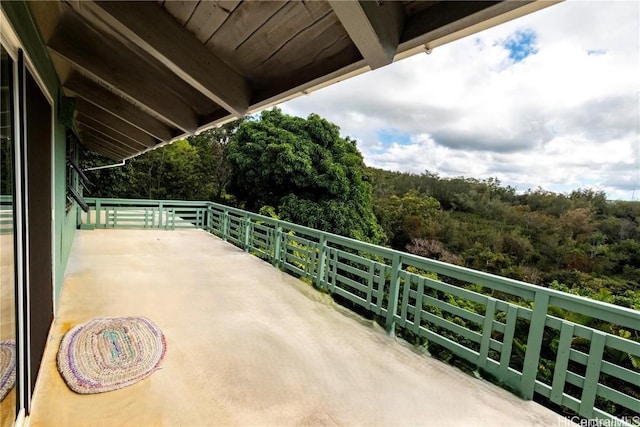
<box><xmin>28</xmin><ymin>229</ymin><xmax>569</xmax><ymax>427</ymax></box>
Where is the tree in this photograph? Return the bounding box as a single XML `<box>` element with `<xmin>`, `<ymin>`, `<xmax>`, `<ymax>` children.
<box><xmin>84</xmin><ymin>140</ymin><xmax>202</xmax><ymax>200</ymax></box>
<box><xmin>374</xmin><ymin>190</ymin><xmax>440</xmax><ymax>248</ymax></box>
<box><xmin>187</xmin><ymin>119</ymin><xmax>243</xmax><ymax>201</ymax></box>
<box><xmin>226</xmin><ymin>108</ymin><xmax>384</xmax><ymax>243</ymax></box>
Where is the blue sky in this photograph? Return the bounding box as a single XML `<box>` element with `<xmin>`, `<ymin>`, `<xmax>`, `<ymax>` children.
<box><xmin>502</xmin><ymin>30</ymin><xmax>539</xmax><ymax>63</ymax></box>
<box><xmin>280</xmin><ymin>1</ymin><xmax>640</xmax><ymax>201</ymax></box>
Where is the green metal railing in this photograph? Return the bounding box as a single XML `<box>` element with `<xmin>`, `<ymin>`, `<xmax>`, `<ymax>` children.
<box><xmin>83</xmin><ymin>198</ymin><xmax>209</xmax><ymax>230</ymax></box>
<box><xmin>82</xmin><ymin>198</ymin><xmax>640</xmax><ymax>425</ymax></box>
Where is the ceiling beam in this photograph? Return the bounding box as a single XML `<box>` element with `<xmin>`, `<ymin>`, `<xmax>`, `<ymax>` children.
<box><xmin>64</xmin><ymin>73</ymin><xmax>175</xmax><ymax>142</ymax></box>
<box><xmin>81</xmin><ymin>1</ymin><xmax>251</xmax><ymax>117</ymax></box>
<box><xmin>74</xmin><ymin>98</ymin><xmax>160</xmax><ymax>148</ymax></box>
<box><xmin>48</xmin><ymin>10</ymin><xmax>199</xmax><ymax>132</ymax></box>
<box><xmin>76</xmin><ymin>114</ymin><xmax>150</xmax><ymax>151</ymax></box>
<box><xmin>329</xmin><ymin>0</ymin><xmax>404</xmax><ymax>69</ymax></box>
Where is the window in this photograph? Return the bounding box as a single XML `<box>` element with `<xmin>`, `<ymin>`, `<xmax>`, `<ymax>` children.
<box><xmin>65</xmin><ymin>130</ymin><xmax>90</xmax><ymax>213</ymax></box>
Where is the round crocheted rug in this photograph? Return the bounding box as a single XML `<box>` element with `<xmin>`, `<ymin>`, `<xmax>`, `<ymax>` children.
<box><xmin>57</xmin><ymin>317</ymin><xmax>167</xmax><ymax>394</ymax></box>
<box><xmin>0</xmin><ymin>340</ymin><xmax>16</xmax><ymax>402</ymax></box>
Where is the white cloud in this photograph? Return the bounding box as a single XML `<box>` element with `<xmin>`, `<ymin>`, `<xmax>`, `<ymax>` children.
<box><xmin>280</xmin><ymin>0</ymin><xmax>640</xmax><ymax>200</ymax></box>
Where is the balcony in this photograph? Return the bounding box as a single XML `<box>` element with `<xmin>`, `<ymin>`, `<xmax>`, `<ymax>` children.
<box><xmin>28</xmin><ymin>199</ymin><xmax>639</xmax><ymax>426</ymax></box>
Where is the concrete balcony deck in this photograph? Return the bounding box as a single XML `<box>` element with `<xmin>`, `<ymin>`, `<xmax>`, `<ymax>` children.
<box><xmin>29</xmin><ymin>229</ymin><xmax>568</xmax><ymax>427</ymax></box>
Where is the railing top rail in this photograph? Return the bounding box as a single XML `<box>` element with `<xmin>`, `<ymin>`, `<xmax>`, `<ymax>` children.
<box><xmin>85</xmin><ymin>197</ymin><xmax>211</xmax><ymax>206</ymax></box>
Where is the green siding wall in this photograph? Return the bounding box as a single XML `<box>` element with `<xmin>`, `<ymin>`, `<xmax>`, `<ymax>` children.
<box><xmin>2</xmin><ymin>0</ymin><xmax>77</xmax><ymax>309</ymax></box>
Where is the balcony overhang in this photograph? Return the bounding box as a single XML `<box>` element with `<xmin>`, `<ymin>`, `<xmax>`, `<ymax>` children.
<box><xmin>26</xmin><ymin>0</ymin><xmax>559</xmax><ymax>160</ymax></box>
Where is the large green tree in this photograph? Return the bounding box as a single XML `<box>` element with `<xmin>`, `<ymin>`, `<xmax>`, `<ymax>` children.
<box><xmin>187</xmin><ymin>119</ymin><xmax>243</xmax><ymax>201</ymax></box>
<box><xmin>226</xmin><ymin>108</ymin><xmax>384</xmax><ymax>243</ymax></box>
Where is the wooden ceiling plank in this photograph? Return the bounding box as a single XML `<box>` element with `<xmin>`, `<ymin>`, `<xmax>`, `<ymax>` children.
<box><xmin>74</xmin><ymin>98</ymin><xmax>160</xmax><ymax>148</ymax></box>
<box><xmin>90</xmin><ymin>1</ymin><xmax>251</xmax><ymax>117</ymax></box>
<box><xmin>205</xmin><ymin>1</ymin><xmax>288</xmax><ymax>65</ymax></box>
<box><xmin>76</xmin><ymin>114</ymin><xmax>150</xmax><ymax>151</ymax></box>
<box><xmin>186</xmin><ymin>1</ymin><xmax>241</xmax><ymax>44</ymax></box>
<box><xmin>78</xmin><ymin>124</ymin><xmax>142</xmax><ymax>153</ymax></box>
<box><xmin>48</xmin><ymin>11</ymin><xmax>199</xmax><ymax>132</ymax></box>
<box><xmin>86</xmin><ymin>145</ymin><xmax>128</xmax><ymax>161</ymax></box>
<box><xmin>329</xmin><ymin>0</ymin><xmax>404</xmax><ymax>69</ymax></box>
<box><xmin>251</xmin><ymin>13</ymin><xmax>351</xmax><ymax>85</ymax></box>
<box><xmin>234</xmin><ymin>2</ymin><xmax>331</xmax><ymax>72</ymax></box>
<box><xmin>82</xmin><ymin>137</ymin><xmax>129</xmax><ymax>159</ymax></box>
<box><xmin>64</xmin><ymin>73</ymin><xmax>175</xmax><ymax>142</ymax></box>
<box><xmin>162</xmin><ymin>0</ymin><xmax>198</xmax><ymax>26</ymax></box>
<box><xmin>402</xmin><ymin>1</ymin><xmax>439</xmax><ymax>18</ymax></box>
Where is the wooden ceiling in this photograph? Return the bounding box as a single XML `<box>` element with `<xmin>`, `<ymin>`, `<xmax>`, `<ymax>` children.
<box><xmin>28</xmin><ymin>0</ymin><xmax>557</xmax><ymax>160</ymax></box>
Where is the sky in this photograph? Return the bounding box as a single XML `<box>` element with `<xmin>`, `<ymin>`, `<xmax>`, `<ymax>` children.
<box><xmin>279</xmin><ymin>0</ymin><xmax>640</xmax><ymax>201</ymax></box>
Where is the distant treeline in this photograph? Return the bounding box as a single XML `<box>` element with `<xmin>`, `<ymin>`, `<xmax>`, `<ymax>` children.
<box><xmin>368</xmin><ymin>168</ymin><xmax>640</xmax><ymax>309</ymax></box>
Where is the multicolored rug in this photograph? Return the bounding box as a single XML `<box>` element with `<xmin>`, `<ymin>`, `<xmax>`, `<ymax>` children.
<box><xmin>57</xmin><ymin>317</ymin><xmax>167</xmax><ymax>394</ymax></box>
<box><xmin>0</xmin><ymin>340</ymin><xmax>16</xmax><ymax>402</ymax></box>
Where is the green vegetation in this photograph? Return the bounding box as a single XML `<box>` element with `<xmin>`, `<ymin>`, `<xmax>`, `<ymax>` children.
<box><xmin>368</xmin><ymin>168</ymin><xmax>640</xmax><ymax>310</ymax></box>
<box><xmin>226</xmin><ymin>109</ymin><xmax>384</xmax><ymax>243</ymax></box>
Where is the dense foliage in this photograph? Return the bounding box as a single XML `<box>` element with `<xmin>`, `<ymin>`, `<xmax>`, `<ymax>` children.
<box><xmin>368</xmin><ymin>168</ymin><xmax>640</xmax><ymax>310</ymax></box>
<box><xmin>85</xmin><ymin>120</ymin><xmax>243</xmax><ymax>202</ymax></box>
<box><xmin>226</xmin><ymin>109</ymin><xmax>384</xmax><ymax>243</ymax></box>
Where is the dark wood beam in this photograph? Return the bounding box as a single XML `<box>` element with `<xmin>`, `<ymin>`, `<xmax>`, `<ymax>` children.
<box><xmin>329</xmin><ymin>0</ymin><xmax>404</xmax><ymax>69</ymax></box>
<box><xmin>65</xmin><ymin>73</ymin><xmax>175</xmax><ymax>142</ymax></box>
<box><xmin>74</xmin><ymin>98</ymin><xmax>160</xmax><ymax>148</ymax></box>
<box><xmin>85</xmin><ymin>1</ymin><xmax>251</xmax><ymax>117</ymax></box>
<box><xmin>76</xmin><ymin>114</ymin><xmax>150</xmax><ymax>151</ymax></box>
<box><xmin>48</xmin><ymin>10</ymin><xmax>199</xmax><ymax>132</ymax></box>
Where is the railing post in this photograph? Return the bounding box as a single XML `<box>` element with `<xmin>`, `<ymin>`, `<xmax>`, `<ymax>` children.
<box><xmin>315</xmin><ymin>234</ymin><xmax>327</xmax><ymax>290</ymax></box>
<box><xmin>478</xmin><ymin>297</ymin><xmax>497</xmax><ymax>370</ymax></box>
<box><xmin>579</xmin><ymin>330</ymin><xmax>606</xmax><ymax>418</ymax></box>
<box><xmin>385</xmin><ymin>253</ymin><xmax>402</xmax><ymax>336</ymax></box>
<box><xmin>550</xmin><ymin>322</ymin><xmax>574</xmax><ymax>405</ymax></box>
<box><xmin>520</xmin><ymin>292</ymin><xmax>550</xmax><ymax>400</ymax></box>
<box><xmin>158</xmin><ymin>202</ymin><xmax>164</xmax><ymax>228</ymax></box>
<box><xmin>222</xmin><ymin>209</ymin><xmax>229</xmax><ymax>240</ymax></box>
<box><xmin>95</xmin><ymin>199</ymin><xmax>101</xmax><ymax>227</ymax></box>
<box><xmin>499</xmin><ymin>304</ymin><xmax>519</xmax><ymax>385</ymax></box>
<box><xmin>273</xmin><ymin>223</ymin><xmax>282</xmax><ymax>268</ymax></box>
<box><xmin>198</xmin><ymin>206</ymin><xmax>203</xmax><ymax>230</ymax></box>
<box><xmin>76</xmin><ymin>201</ymin><xmax>82</xmax><ymax>228</ymax></box>
<box><xmin>243</xmin><ymin>218</ymin><xmax>251</xmax><ymax>252</ymax></box>
<box><xmin>206</xmin><ymin>205</ymin><xmax>212</xmax><ymax>232</ymax></box>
